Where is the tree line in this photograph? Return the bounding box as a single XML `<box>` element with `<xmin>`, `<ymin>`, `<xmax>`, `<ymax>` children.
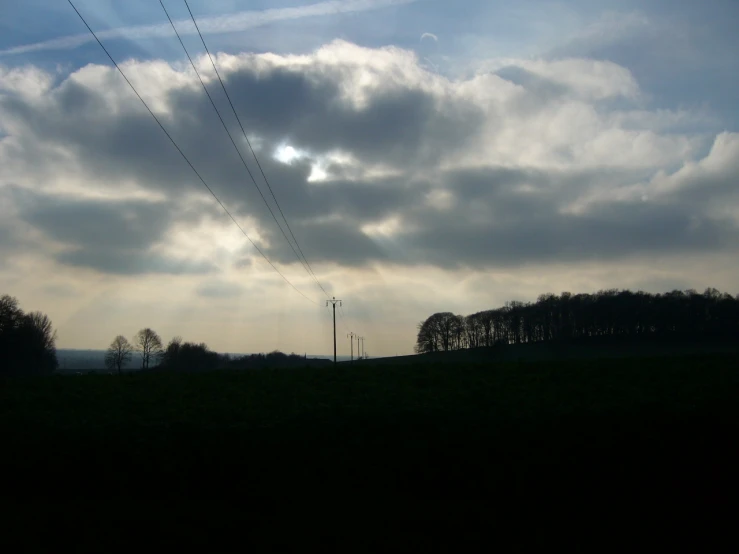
<box><xmin>1</xmin><ymin>292</ymin><xmax>316</xmax><ymax>377</ymax></box>
<box><xmin>0</xmin><ymin>294</ymin><xmax>58</xmax><ymax>376</ymax></box>
<box><xmin>415</xmin><ymin>288</ymin><xmax>739</xmax><ymax>354</ymax></box>
<box><xmin>105</xmin><ymin>330</ymin><xmax>314</xmax><ymax>374</ymax></box>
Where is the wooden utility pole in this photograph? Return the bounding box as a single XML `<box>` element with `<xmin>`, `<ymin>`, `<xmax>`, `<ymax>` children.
<box><xmin>326</xmin><ymin>297</ymin><xmax>342</xmax><ymax>366</ymax></box>
<box><xmin>360</xmin><ymin>336</ymin><xmax>365</xmax><ymax>359</ymax></box>
<box><xmin>347</xmin><ymin>332</ymin><xmax>356</xmax><ymax>362</ymax></box>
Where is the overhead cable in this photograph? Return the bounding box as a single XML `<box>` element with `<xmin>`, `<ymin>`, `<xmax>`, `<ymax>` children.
<box><xmin>160</xmin><ymin>0</ymin><xmax>318</xmax><ymax>289</ymax></box>
<box><xmin>183</xmin><ymin>0</ymin><xmax>331</xmax><ymax>299</ymax></box>
<box><xmin>67</xmin><ymin>0</ymin><xmax>317</xmax><ymax>305</ymax></box>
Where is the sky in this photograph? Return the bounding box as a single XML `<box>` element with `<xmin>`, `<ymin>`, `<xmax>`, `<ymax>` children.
<box><xmin>1</xmin><ymin>0</ymin><xmax>738</xmax><ymax>357</ymax></box>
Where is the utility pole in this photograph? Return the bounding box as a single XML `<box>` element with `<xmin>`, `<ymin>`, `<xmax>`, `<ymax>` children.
<box><xmin>347</xmin><ymin>332</ymin><xmax>356</xmax><ymax>362</ymax></box>
<box><xmin>326</xmin><ymin>297</ymin><xmax>342</xmax><ymax>366</ymax></box>
<box><xmin>360</xmin><ymin>336</ymin><xmax>365</xmax><ymax>359</ymax></box>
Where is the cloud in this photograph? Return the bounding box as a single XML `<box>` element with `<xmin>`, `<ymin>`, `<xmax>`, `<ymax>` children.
<box><xmin>0</xmin><ymin>66</ymin><xmax>54</xmax><ymax>96</ymax></box>
<box><xmin>0</xmin><ymin>39</ymin><xmax>736</xmax><ymax>281</ymax></box>
<box><xmin>490</xmin><ymin>57</ymin><xmax>640</xmax><ymax>101</ymax></box>
<box><xmin>420</xmin><ymin>32</ymin><xmax>438</xmax><ymax>42</ymax></box>
<box><xmin>6</xmin><ymin>187</ymin><xmax>218</xmax><ymax>275</ymax></box>
<box><xmin>0</xmin><ymin>0</ymin><xmax>418</xmax><ymax>56</ymax></box>
<box><xmin>399</xmin><ymin>183</ymin><xmax>735</xmax><ymax>269</ymax></box>
<box><xmin>196</xmin><ymin>279</ymin><xmax>246</xmax><ymax>299</ymax></box>
<box><xmin>542</xmin><ymin>6</ymin><xmax>739</xmax><ymax>126</ymax></box>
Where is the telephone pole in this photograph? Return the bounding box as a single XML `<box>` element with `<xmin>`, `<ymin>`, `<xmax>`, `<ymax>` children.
<box><xmin>360</xmin><ymin>336</ymin><xmax>365</xmax><ymax>359</ymax></box>
<box><xmin>347</xmin><ymin>332</ymin><xmax>356</xmax><ymax>362</ymax></box>
<box><xmin>326</xmin><ymin>297</ymin><xmax>342</xmax><ymax>366</ymax></box>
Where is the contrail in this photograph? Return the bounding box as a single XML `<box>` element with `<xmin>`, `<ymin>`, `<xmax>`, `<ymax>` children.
<box><xmin>1</xmin><ymin>0</ymin><xmax>418</xmax><ymax>56</ymax></box>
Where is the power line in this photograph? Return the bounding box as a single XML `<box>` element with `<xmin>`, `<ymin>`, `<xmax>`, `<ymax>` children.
<box><xmin>338</xmin><ymin>303</ymin><xmax>352</xmax><ymax>332</ymax></box>
<box><xmin>183</xmin><ymin>0</ymin><xmax>331</xmax><ymax>299</ymax></box>
<box><xmin>159</xmin><ymin>0</ymin><xmax>317</xmax><ymax>286</ymax></box>
<box><xmin>339</xmin><ymin>305</ymin><xmax>365</xmax><ymax>357</ymax></box>
<box><xmin>67</xmin><ymin>0</ymin><xmax>317</xmax><ymax>305</ymax></box>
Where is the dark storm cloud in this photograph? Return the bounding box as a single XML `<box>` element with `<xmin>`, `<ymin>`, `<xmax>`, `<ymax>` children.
<box><xmin>272</xmin><ymin>216</ymin><xmax>390</xmax><ymax>266</ymax></box>
<box><xmin>209</xmin><ymin>61</ymin><xmax>483</xmax><ymax>167</ymax></box>
<box><xmin>20</xmin><ymin>192</ymin><xmax>170</xmax><ymax>251</ymax></box>
<box><xmin>4</xmin><ymin>44</ymin><xmax>482</xmax><ymax>185</ymax></box>
<box><xmin>386</xmin><ymin>164</ymin><xmax>739</xmax><ymax>269</ymax></box>
<box><xmin>10</xmin><ymin>188</ymin><xmax>217</xmax><ymax>275</ymax></box>
<box><xmin>400</xmin><ymin>198</ymin><xmax>736</xmax><ymax>269</ymax></box>
<box><xmin>1</xmin><ymin>79</ymin><xmax>201</xmax><ymax>198</ymax></box>
<box><xmin>257</xmin><ymin>162</ymin><xmax>739</xmax><ymax>269</ymax></box>
<box><xmin>0</xmin><ymin>54</ymin><xmax>458</xmax><ymax>226</ymax></box>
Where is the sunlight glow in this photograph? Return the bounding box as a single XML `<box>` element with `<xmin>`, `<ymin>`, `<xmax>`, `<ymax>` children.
<box><xmin>361</xmin><ymin>216</ymin><xmax>402</xmax><ymax>238</ymax></box>
<box><xmin>274</xmin><ymin>144</ymin><xmax>301</xmax><ymax>164</ymax></box>
<box><xmin>307</xmin><ymin>164</ymin><xmax>328</xmax><ymax>182</ymax></box>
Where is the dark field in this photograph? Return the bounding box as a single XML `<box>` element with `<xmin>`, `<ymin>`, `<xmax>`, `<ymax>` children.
<box><xmin>3</xmin><ymin>354</ymin><xmax>739</xmax><ymax>547</ymax></box>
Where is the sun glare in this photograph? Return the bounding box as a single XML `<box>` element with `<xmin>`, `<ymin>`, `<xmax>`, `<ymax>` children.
<box><xmin>274</xmin><ymin>144</ymin><xmax>300</xmax><ymax>164</ymax></box>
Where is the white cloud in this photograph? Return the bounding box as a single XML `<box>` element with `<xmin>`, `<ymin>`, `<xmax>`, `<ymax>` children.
<box><xmin>478</xmin><ymin>56</ymin><xmax>641</xmax><ymax>101</ymax></box>
<box><xmin>0</xmin><ymin>65</ymin><xmax>54</xmax><ymax>97</ymax></box>
<box><xmin>518</xmin><ymin>58</ymin><xmax>640</xmax><ymax>100</ymax></box>
<box><xmin>647</xmin><ymin>132</ymin><xmax>739</xmax><ymax>212</ymax></box>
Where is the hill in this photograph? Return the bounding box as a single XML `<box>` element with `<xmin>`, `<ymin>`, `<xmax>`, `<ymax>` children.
<box><xmin>358</xmin><ymin>335</ymin><xmax>739</xmax><ymax>366</ymax></box>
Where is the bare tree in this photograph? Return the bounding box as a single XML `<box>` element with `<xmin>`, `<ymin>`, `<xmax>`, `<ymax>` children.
<box><xmin>134</xmin><ymin>328</ymin><xmax>164</xmax><ymax>370</ymax></box>
<box><xmin>25</xmin><ymin>311</ymin><xmax>57</xmax><ymax>351</ymax></box>
<box><xmin>0</xmin><ymin>294</ymin><xmax>22</xmax><ymax>333</ymax></box>
<box><xmin>105</xmin><ymin>335</ymin><xmax>133</xmax><ymax>376</ymax></box>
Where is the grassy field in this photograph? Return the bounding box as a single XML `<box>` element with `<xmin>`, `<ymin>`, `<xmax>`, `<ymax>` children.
<box><xmin>2</xmin><ymin>353</ymin><xmax>738</xmax><ymax>547</ymax></box>
<box><xmin>360</xmin><ymin>336</ymin><xmax>739</xmax><ymax>366</ymax></box>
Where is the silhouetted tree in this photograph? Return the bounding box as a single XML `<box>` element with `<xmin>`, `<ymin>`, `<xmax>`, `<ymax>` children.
<box><xmin>159</xmin><ymin>337</ymin><xmax>221</xmax><ymax>372</ymax></box>
<box><xmin>134</xmin><ymin>328</ymin><xmax>163</xmax><ymax>370</ymax></box>
<box><xmin>415</xmin><ymin>318</ymin><xmax>438</xmax><ymax>354</ymax></box>
<box><xmin>0</xmin><ymin>294</ymin><xmax>58</xmax><ymax>376</ymax></box>
<box><xmin>105</xmin><ymin>335</ymin><xmax>133</xmax><ymax>375</ymax></box>
<box><xmin>415</xmin><ymin>312</ymin><xmax>461</xmax><ymax>353</ymax></box>
<box><xmin>161</xmin><ymin>336</ymin><xmax>183</xmax><ymax>367</ymax></box>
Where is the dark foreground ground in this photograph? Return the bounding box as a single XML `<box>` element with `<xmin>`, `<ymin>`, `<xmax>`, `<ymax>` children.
<box><xmin>2</xmin><ymin>354</ymin><xmax>738</xmax><ymax>548</ymax></box>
